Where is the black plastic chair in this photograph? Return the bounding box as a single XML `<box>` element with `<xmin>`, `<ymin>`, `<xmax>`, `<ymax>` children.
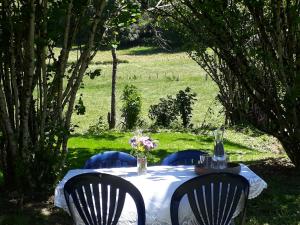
<box><xmin>64</xmin><ymin>172</ymin><xmax>146</xmax><ymax>225</ymax></box>
<box><xmin>83</xmin><ymin>151</ymin><xmax>137</xmax><ymax>169</ymax></box>
<box><xmin>161</xmin><ymin>149</ymin><xmax>208</xmax><ymax>166</ymax></box>
<box><xmin>170</xmin><ymin>172</ymin><xmax>250</xmax><ymax>225</ymax></box>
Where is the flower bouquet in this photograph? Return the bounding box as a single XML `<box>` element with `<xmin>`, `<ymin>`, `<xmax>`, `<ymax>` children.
<box><xmin>129</xmin><ymin>132</ymin><xmax>157</xmax><ymax>175</ymax></box>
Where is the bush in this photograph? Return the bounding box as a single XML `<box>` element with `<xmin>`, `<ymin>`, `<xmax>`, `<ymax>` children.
<box><xmin>121</xmin><ymin>85</ymin><xmax>142</xmax><ymax>130</ymax></box>
<box><xmin>149</xmin><ymin>87</ymin><xmax>197</xmax><ymax>128</ymax></box>
<box><xmin>87</xmin><ymin>116</ymin><xmax>108</xmax><ymax>135</ymax></box>
<box><xmin>148</xmin><ymin>95</ymin><xmax>178</xmax><ymax>128</ymax></box>
<box><xmin>176</xmin><ymin>87</ymin><xmax>197</xmax><ymax>128</ymax></box>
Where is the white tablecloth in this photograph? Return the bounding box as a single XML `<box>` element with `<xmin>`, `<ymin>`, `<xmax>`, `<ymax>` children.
<box><xmin>54</xmin><ymin>164</ymin><xmax>267</xmax><ymax>225</ymax></box>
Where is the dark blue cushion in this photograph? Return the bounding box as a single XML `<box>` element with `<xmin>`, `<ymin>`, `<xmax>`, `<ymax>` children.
<box><xmin>161</xmin><ymin>149</ymin><xmax>208</xmax><ymax>166</ymax></box>
<box><xmin>84</xmin><ymin>151</ymin><xmax>137</xmax><ymax>169</ymax></box>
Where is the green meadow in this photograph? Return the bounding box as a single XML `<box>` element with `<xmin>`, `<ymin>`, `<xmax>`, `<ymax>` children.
<box><xmin>68</xmin><ymin>46</ymin><xmax>223</xmax><ymax>133</ymax></box>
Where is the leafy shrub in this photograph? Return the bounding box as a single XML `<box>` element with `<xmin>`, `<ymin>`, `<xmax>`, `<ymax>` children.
<box><xmin>87</xmin><ymin>116</ymin><xmax>108</xmax><ymax>135</ymax></box>
<box><xmin>148</xmin><ymin>95</ymin><xmax>178</xmax><ymax>128</ymax></box>
<box><xmin>121</xmin><ymin>84</ymin><xmax>142</xmax><ymax>130</ymax></box>
<box><xmin>149</xmin><ymin>87</ymin><xmax>197</xmax><ymax>128</ymax></box>
<box><xmin>75</xmin><ymin>94</ymin><xmax>86</xmax><ymax>115</ymax></box>
<box><xmin>176</xmin><ymin>87</ymin><xmax>197</xmax><ymax>128</ymax></box>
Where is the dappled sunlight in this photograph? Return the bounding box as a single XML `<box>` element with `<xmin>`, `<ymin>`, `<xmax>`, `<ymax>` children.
<box><xmin>245</xmin><ymin>158</ymin><xmax>300</xmax><ymax>225</ymax></box>
<box><xmin>122</xmin><ymin>46</ymin><xmax>179</xmax><ymax>56</ymax></box>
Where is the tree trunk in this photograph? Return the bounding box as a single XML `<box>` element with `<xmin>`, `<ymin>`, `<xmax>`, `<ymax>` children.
<box><xmin>0</xmin><ymin>0</ymin><xmax>110</xmax><ymax>192</ymax></box>
<box><xmin>0</xmin><ymin>85</ymin><xmax>18</xmax><ymax>189</ymax></box>
<box><xmin>109</xmin><ymin>46</ymin><xmax>117</xmax><ymax>129</ymax></box>
<box><xmin>20</xmin><ymin>0</ymin><xmax>35</xmax><ymax>153</ymax></box>
<box><xmin>279</xmin><ymin>136</ymin><xmax>300</xmax><ymax>168</ymax></box>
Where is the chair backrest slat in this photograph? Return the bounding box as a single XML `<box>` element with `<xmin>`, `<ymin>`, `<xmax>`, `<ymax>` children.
<box><xmin>111</xmin><ymin>190</ymin><xmax>126</xmax><ymax>225</ymax></box>
<box><xmin>72</xmin><ymin>186</ymin><xmax>93</xmax><ymax>225</ymax></box>
<box><xmin>101</xmin><ymin>184</ymin><xmax>108</xmax><ymax>225</ymax></box>
<box><xmin>64</xmin><ymin>172</ymin><xmax>145</xmax><ymax>225</ymax></box>
<box><xmin>84</xmin><ymin>183</ymin><xmax>97</xmax><ymax>225</ymax></box>
<box><xmin>92</xmin><ymin>183</ymin><xmax>102</xmax><ymax>224</ymax></box>
<box><xmin>107</xmin><ymin>186</ymin><xmax>116</xmax><ymax>225</ymax></box>
<box><xmin>171</xmin><ymin>172</ymin><xmax>250</xmax><ymax>225</ymax></box>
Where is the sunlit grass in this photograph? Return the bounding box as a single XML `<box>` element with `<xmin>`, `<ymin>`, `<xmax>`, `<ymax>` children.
<box><xmin>66</xmin><ymin>130</ymin><xmax>279</xmax><ymax>170</ymax></box>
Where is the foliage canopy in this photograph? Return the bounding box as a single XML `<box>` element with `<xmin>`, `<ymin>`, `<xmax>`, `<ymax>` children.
<box><xmin>156</xmin><ymin>0</ymin><xmax>300</xmax><ymax>167</ymax></box>
<box><xmin>0</xmin><ymin>0</ymin><xmax>141</xmax><ymax>192</ymax></box>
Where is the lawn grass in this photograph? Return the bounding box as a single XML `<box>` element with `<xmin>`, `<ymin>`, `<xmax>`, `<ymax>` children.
<box><xmin>66</xmin><ymin>130</ymin><xmax>278</xmax><ymax>170</ymax></box>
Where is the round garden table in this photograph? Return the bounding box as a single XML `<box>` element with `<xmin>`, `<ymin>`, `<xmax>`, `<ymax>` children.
<box><xmin>54</xmin><ymin>164</ymin><xmax>267</xmax><ymax>225</ymax></box>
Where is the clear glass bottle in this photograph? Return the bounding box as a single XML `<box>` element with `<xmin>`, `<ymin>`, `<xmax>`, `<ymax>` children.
<box><xmin>212</xmin><ymin>128</ymin><xmax>227</xmax><ymax>169</ymax></box>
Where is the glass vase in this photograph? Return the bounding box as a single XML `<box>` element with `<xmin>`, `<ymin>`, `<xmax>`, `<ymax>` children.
<box><xmin>137</xmin><ymin>156</ymin><xmax>147</xmax><ymax>175</ymax></box>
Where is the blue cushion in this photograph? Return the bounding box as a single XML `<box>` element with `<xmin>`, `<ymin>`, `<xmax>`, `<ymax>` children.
<box><xmin>161</xmin><ymin>149</ymin><xmax>208</xmax><ymax>166</ymax></box>
<box><xmin>84</xmin><ymin>151</ymin><xmax>137</xmax><ymax>169</ymax></box>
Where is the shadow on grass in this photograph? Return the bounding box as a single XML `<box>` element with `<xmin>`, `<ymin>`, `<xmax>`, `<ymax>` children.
<box><xmin>239</xmin><ymin>157</ymin><xmax>300</xmax><ymax>225</ymax></box>
<box><xmin>175</xmin><ymin>137</ymin><xmax>212</xmax><ymax>142</ymax></box>
<box><xmin>125</xmin><ymin>47</ymin><xmax>182</xmax><ymax>56</ymax></box>
<box><xmin>0</xmin><ymin>194</ymin><xmax>72</xmax><ymax>225</ymax></box>
<box><xmin>91</xmin><ymin>59</ymin><xmax>129</xmax><ymax>65</ymax></box>
<box><xmin>66</xmin><ymin>147</ymin><xmax>92</xmax><ymax>170</ymax></box>
<box><xmin>71</xmin><ymin>132</ymin><xmax>125</xmax><ymax>141</ymax></box>
<box><xmin>179</xmin><ymin>136</ymin><xmax>255</xmax><ymax>151</ymax></box>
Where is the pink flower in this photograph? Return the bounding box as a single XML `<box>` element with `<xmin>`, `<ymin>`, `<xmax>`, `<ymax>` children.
<box><xmin>129</xmin><ymin>135</ymin><xmax>157</xmax><ymax>155</ymax></box>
